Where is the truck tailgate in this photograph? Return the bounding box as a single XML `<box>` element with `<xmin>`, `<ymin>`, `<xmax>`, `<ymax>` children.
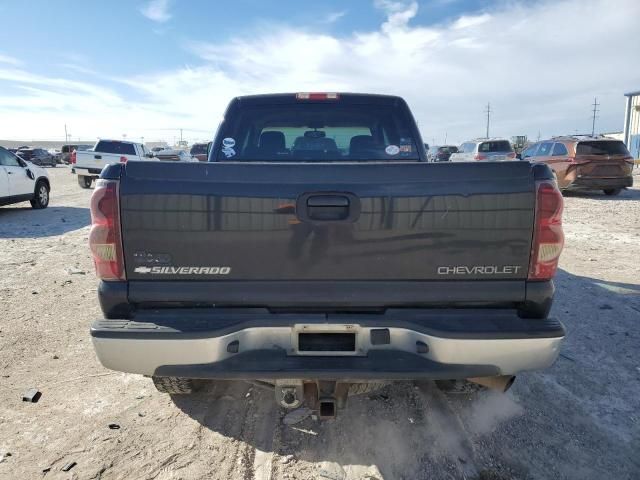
<box><xmin>77</xmin><ymin>152</ymin><xmax>118</xmax><ymax>169</ymax></box>
<box><xmin>119</xmin><ymin>161</ymin><xmax>535</xmax><ymax>293</ymax></box>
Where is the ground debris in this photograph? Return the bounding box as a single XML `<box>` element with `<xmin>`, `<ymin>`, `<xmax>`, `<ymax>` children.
<box><xmin>61</xmin><ymin>461</ymin><xmax>77</xmax><ymax>472</ymax></box>
<box><xmin>65</xmin><ymin>267</ymin><xmax>86</xmax><ymax>275</ymax></box>
<box><xmin>22</xmin><ymin>388</ymin><xmax>41</xmax><ymax>403</ymax></box>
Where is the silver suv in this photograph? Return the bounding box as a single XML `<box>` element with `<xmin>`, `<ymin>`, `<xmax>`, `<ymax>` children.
<box><xmin>450</xmin><ymin>138</ymin><xmax>516</xmax><ymax>162</ymax></box>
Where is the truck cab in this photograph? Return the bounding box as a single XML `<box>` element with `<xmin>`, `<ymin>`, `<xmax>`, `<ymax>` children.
<box><xmin>74</xmin><ymin>139</ymin><xmax>154</xmax><ymax>189</ymax></box>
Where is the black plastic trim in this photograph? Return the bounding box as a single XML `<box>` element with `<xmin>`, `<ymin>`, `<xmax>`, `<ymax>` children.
<box><xmin>91</xmin><ymin>308</ymin><xmax>566</xmax><ymax>341</ymax></box>
<box><xmin>531</xmin><ymin>162</ymin><xmax>555</xmax><ymax>181</ymax></box>
<box><xmin>520</xmin><ymin>280</ymin><xmax>554</xmax><ymax>318</ymax></box>
<box><xmin>154</xmin><ymin>349</ymin><xmax>499</xmax><ymax>380</ymax></box>
<box><xmin>98</xmin><ymin>281</ymin><xmax>131</xmax><ymax>318</ymax></box>
<box><xmin>0</xmin><ymin>193</ymin><xmax>33</xmax><ymax>206</ymax></box>
<box><xmin>100</xmin><ymin>163</ymin><xmax>124</xmax><ymax>180</ymax></box>
<box><xmin>565</xmin><ymin>176</ymin><xmax>633</xmax><ymax>190</ymax></box>
<box><xmin>127</xmin><ymin>280</ymin><xmax>526</xmax><ymax>308</ymax></box>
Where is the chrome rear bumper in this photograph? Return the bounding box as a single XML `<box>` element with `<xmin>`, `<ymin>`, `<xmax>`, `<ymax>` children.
<box><xmin>91</xmin><ymin>309</ymin><xmax>565</xmax><ymax>380</ymax></box>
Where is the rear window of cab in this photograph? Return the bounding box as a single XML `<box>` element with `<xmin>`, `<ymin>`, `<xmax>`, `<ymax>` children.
<box><xmin>216</xmin><ymin>100</ymin><xmax>420</xmax><ymax>162</ymax></box>
<box><xmin>95</xmin><ymin>141</ymin><xmax>136</xmax><ymax>155</ymax></box>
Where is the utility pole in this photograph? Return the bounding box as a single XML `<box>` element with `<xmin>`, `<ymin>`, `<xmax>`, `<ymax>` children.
<box><xmin>485</xmin><ymin>102</ymin><xmax>491</xmax><ymax>138</ymax></box>
<box><xmin>591</xmin><ymin>97</ymin><xmax>599</xmax><ymax>136</ymax></box>
<box><xmin>444</xmin><ymin>132</ymin><xmax>447</xmax><ymax>144</ymax></box>
<box><xmin>64</xmin><ymin>124</ymin><xmax>68</xmax><ymax>143</ymax></box>
<box><xmin>180</xmin><ymin>129</ymin><xmax>183</xmax><ymax>144</ymax></box>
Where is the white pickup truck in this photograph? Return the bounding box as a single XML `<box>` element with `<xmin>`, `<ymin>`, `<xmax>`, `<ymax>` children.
<box><xmin>74</xmin><ymin>140</ymin><xmax>155</xmax><ymax>189</ymax></box>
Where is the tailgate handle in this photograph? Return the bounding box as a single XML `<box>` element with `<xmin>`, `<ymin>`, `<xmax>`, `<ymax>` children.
<box><xmin>94</xmin><ymin>155</ymin><xmax>102</xmax><ymax>159</ymax></box>
<box><xmin>303</xmin><ymin>194</ymin><xmax>358</xmax><ymax>222</ymax></box>
<box><xmin>307</xmin><ymin>195</ymin><xmax>349</xmax><ymax>207</ymax></box>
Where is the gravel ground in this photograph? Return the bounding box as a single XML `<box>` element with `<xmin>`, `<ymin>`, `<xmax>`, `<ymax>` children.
<box><xmin>1</xmin><ymin>167</ymin><xmax>639</xmax><ymax>480</ymax></box>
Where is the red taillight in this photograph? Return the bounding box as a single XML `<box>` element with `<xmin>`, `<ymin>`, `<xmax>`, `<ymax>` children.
<box><xmin>89</xmin><ymin>180</ymin><xmax>125</xmax><ymax>280</ymax></box>
<box><xmin>507</xmin><ymin>152</ymin><xmax>516</xmax><ymax>159</ymax></box>
<box><xmin>119</xmin><ymin>156</ymin><xmax>128</xmax><ymax>163</ymax></box>
<box><xmin>474</xmin><ymin>154</ymin><xmax>487</xmax><ymax>160</ymax></box>
<box><xmin>70</xmin><ymin>150</ymin><xmax>76</xmax><ymax>164</ymax></box>
<box><xmin>529</xmin><ymin>181</ymin><xmax>564</xmax><ymax>281</ymax></box>
<box><xmin>296</xmin><ymin>92</ymin><xmax>340</xmax><ymax>100</ymax></box>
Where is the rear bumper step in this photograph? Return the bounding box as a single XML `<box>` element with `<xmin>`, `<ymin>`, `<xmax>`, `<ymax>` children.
<box><xmin>90</xmin><ymin>309</ymin><xmax>565</xmax><ymax>379</ymax></box>
<box><xmin>154</xmin><ymin>350</ymin><xmax>499</xmax><ymax>380</ymax></box>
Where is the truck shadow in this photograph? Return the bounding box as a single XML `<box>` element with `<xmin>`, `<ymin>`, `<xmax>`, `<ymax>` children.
<box><xmin>166</xmin><ymin>267</ymin><xmax>640</xmax><ymax>479</ymax></box>
<box><xmin>0</xmin><ymin>205</ymin><xmax>90</xmax><ymax>238</ymax></box>
<box><xmin>171</xmin><ymin>380</ymin><xmax>511</xmax><ymax>479</ymax></box>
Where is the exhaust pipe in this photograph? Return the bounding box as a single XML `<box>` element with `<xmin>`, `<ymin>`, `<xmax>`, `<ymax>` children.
<box><xmin>467</xmin><ymin>375</ymin><xmax>516</xmax><ymax>393</ymax></box>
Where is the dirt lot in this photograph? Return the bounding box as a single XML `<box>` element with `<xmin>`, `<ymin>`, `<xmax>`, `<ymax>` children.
<box><xmin>1</xmin><ymin>167</ymin><xmax>639</xmax><ymax>480</ymax></box>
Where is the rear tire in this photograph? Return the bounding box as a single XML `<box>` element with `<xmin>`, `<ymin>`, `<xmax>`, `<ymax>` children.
<box><xmin>30</xmin><ymin>181</ymin><xmax>49</xmax><ymax>209</ymax></box>
<box><xmin>77</xmin><ymin>175</ymin><xmax>92</xmax><ymax>189</ymax></box>
<box><xmin>603</xmin><ymin>188</ymin><xmax>621</xmax><ymax>196</ymax></box>
<box><xmin>152</xmin><ymin>376</ymin><xmax>203</xmax><ymax>394</ymax></box>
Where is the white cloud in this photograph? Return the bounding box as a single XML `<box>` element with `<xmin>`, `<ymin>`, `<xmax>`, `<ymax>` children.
<box><xmin>1</xmin><ymin>0</ymin><xmax>639</xmax><ymax>144</ymax></box>
<box><xmin>0</xmin><ymin>53</ymin><xmax>21</xmax><ymax>66</ymax></box>
<box><xmin>452</xmin><ymin>13</ymin><xmax>491</xmax><ymax>29</ymax></box>
<box><xmin>324</xmin><ymin>10</ymin><xmax>347</xmax><ymax>23</ymax></box>
<box><xmin>140</xmin><ymin>0</ymin><xmax>172</xmax><ymax>23</ymax></box>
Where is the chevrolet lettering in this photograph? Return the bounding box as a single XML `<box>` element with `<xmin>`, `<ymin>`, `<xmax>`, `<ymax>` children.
<box><xmin>437</xmin><ymin>265</ymin><xmax>522</xmax><ymax>275</ymax></box>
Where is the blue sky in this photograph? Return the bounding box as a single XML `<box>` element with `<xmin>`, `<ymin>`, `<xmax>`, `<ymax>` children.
<box><xmin>0</xmin><ymin>0</ymin><xmax>639</xmax><ymax>144</ymax></box>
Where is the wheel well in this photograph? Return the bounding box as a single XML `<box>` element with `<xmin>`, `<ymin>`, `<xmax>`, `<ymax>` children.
<box><xmin>35</xmin><ymin>177</ymin><xmax>50</xmax><ymax>191</ymax></box>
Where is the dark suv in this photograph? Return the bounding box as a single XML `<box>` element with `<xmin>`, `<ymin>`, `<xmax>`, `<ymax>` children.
<box><xmin>16</xmin><ymin>148</ymin><xmax>56</xmax><ymax>167</ymax></box>
<box><xmin>428</xmin><ymin>145</ymin><xmax>459</xmax><ymax>162</ymax></box>
<box><xmin>522</xmin><ymin>136</ymin><xmax>634</xmax><ymax>195</ymax></box>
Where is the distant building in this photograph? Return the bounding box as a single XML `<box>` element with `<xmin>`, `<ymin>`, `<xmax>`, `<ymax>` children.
<box><xmin>623</xmin><ymin>90</ymin><xmax>640</xmax><ymax>159</ymax></box>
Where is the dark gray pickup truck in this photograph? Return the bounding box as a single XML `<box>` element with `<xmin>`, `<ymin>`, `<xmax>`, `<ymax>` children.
<box><xmin>89</xmin><ymin>93</ymin><xmax>565</xmax><ymax>417</ymax></box>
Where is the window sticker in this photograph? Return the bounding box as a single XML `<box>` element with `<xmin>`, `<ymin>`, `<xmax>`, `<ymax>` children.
<box><xmin>221</xmin><ymin>137</ymin><xmax>236</xmax><ymax>158</ymax></box>
<box><xmin>399</xmin><ymin>137</ymin><xmax>412</xmax><ymax>155</ymax></box>
<box><xmin>385</xmin><ymin>145</ymin><xmax>400</xmax><ymax>156</ymax></box>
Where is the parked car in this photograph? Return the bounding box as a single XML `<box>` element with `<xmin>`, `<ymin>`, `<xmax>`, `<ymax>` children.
<box><xmin>48</xmin><ymin>148</ymin><xmax>63</xmax><ymax>164</ymax></box>
<box><xmin>521</xmin><ymin>136</ymin><xmax>634</xmax><ymax>196</ymax></box>
<box><xmin>74</xmin><ymin>140</ymin><xmax>155</xmax><ymax>189</ymax></box>
<box><xmin>0</xmin><ymin>146</ymin><xmax>50</xmax><ymax>208</ymax></box>
<box><xmin>154</xmin><ymin>149</ymin><xmax>198</xmax><ymax>162</ymax></box>
<box><xmin>189</xmin><ymin>143</ymin><xmax>209</xmax><ymax>162</ymax></box>
<box><xmin>428</xmin><ymin>145</ymin><xmax>459</xmax><ymax>162</ymax></box>
<box><xmin>89</xmin><ymin>92</ymin><xmax>565</xmax><ymax>418</ymax></box>
<box><xmin>450</xmin><ymin>139</ymin><xmax>516</xmax><ymax>162</ymax></box>
<box><xmin>61</xmin><ymin>144</ymin><xmax>92</xmax><ymax>164</ymax></box>
<box><xmin>16</xmin><ymin>148</ymin><xmax>56</xmax><ymax>167</ymax></box>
